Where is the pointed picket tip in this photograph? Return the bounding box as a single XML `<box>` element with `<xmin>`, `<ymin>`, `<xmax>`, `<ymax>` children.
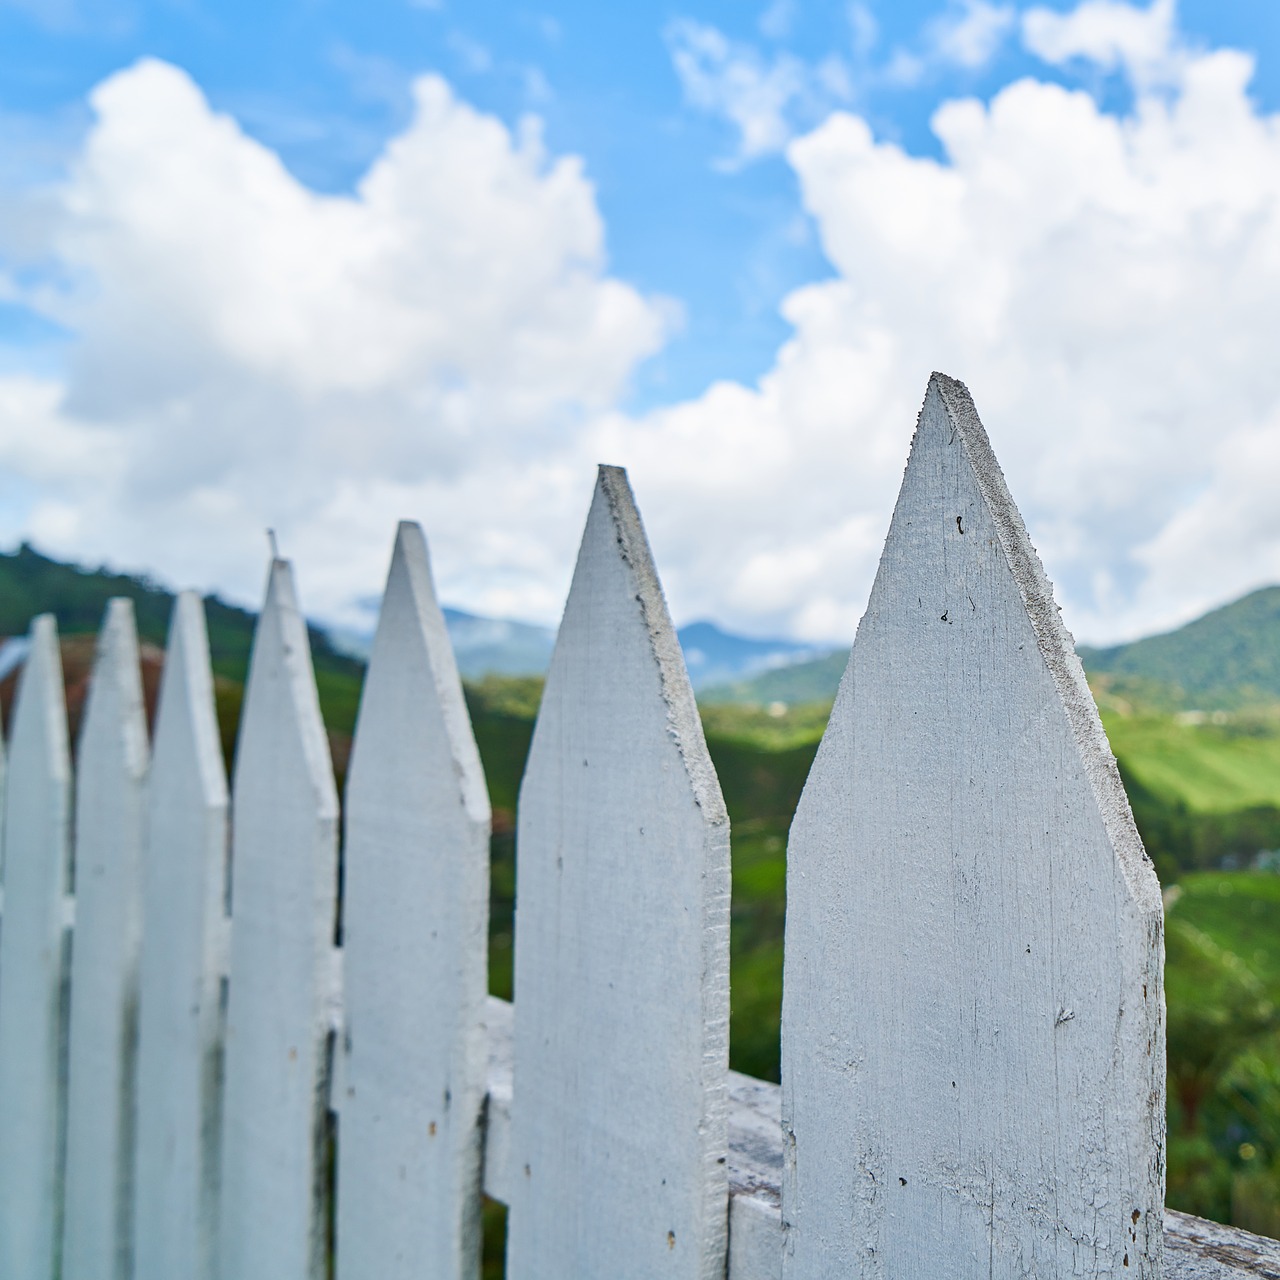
<box><xmin>220</xmin><ymin>557</ymin><xmax>340</xmax><ymax>1280</ymax></box>
<box><xmin>922</xmin><ymin>372</ymin><xmax>1160</xmax><ymax>911</ymax></box>
<box><xmin>154</xmin><ymin>591</ymin><xmax>229</xmax><ymax>811</ymax></box>
<box><xmin>0</xmin><ymin>612</ymin><xmax>71</xmax><ymax>1280</ymax></box>
<box><xmin>337</xmin><ymin>521</ymin><xmax>490</xmax><ymax>1280</ymax></box>
<box><xmin>356</xmin><ymin>519</ymin><xmax>488</xmax><ymax>823</ymax></box>
<box><xmin>507</xmin><ymin>464</ymin><xmax>729</xmax><ymax>1280</ymax></box>
<box><xmin>233</xmin><ymin>558</ymin><xmax>337</xmax><ymax>816</ymax></box>
<box><xmin>781</xmin><ymin>375</ymin><xmax>1165</xmax><ymax>1279</ymax></box>
<box><xmin>64</xmin><ymin>598</ymin><xmax>151</xmax><ymax>1278</ymax></box>
<box><xmin>78</xmin><ymin>597</ymin><xmax>149</xmax><ymax>778</ymax></box>
<box><xmin>134</xmin><ymin>589</ymin><xmax>228</xmax><ymax>1280</ymax></box>
<box><xmin>12</xmin><ymin>614</ymin><xmax>71</xmax><ymax>782</ymax></box>
<box><xmin>590</xmin><ymin>464</ymin><xmax>728</xmax><ymax>824</ymax></box>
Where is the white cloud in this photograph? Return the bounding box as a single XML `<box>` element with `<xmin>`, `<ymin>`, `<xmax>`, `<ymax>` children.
<box><xmin>928</xmin><ymin>0</ymin><xmax>1016</xmax><ymax>70</ymax></box>
<box><xmin>849</xmin><ymin>3</ymin><xmax>878</xmax><ymax>57</ymax></box>
<box><xmin>1022</xmin><ymin>0</ymin><xmax>1183</xmax><ymax>87</ymax></box>
<box><xmin>665</xmin><ymin>18</ymin><xmax>852</xmax><ymax>166</ymax></box>
<box><xmin>597</xmin><ymin>16</ymin><xmax>1280</xmax><ymax>645</ymax></box>
<box><xmin>446</xmin><ymin>31</ymin><xmax>494</xmax><ymax>75</ymax></box>
<box><xmin>758</xmin><ymin>0</ymin><xmax>794</xmax><ymax>41</ymax></box>
<box><xmin>9</xmin><ymin>12</ymin><xmax>1280</xmax><ymax>650</ymax></box>
<box><xmin>0</xmin><ymin>59</ymin><xmax>668</xmax><ymax>624</ymax></box>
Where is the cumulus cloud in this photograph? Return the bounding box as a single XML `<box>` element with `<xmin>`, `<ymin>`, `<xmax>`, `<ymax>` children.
<box><xmin>601</xmin><ymin>7</ymin><xmax>1280</xmax><ymax>644</ymax></box>
<box><xmin>665</xmin><ymin>18</ymin><xmax>852</xmax><ymax>166</ymax></box>
<box><xmin>0</xmin><ymin>58</ymin><xmax>669</xmax><ymax>623</ymax></box>
<box><xmin>7</xmin><ymin>5</ymin><xmax>1280</xmax><ymax>649</ymax></box>
<box><xmin>927</xmin><ymin>0</ymin><xmax>1016</xmax><ymax>71</ymax></box>
<box><xmin>1022</xmin><ymin>0</ymin><xmax>1183</xmax><ymax>87</ymax></box>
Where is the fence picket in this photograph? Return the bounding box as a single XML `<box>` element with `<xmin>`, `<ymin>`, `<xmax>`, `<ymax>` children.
<box><xmin>781</xmin><ymin>374</ymin><xmax>1166</xmax><ymax>1277</ymax></box>
<box><xmin>506</xmin><ymin>465</ymin><xmax>732</xmax><ymax>1280</ymax></box>
<box><xmin>0</xmin><ymin>615</ymin><xmax>73</xmax><ymax>1280</ymax></box>
<box><xmin>62</xmin><ymin>600</ymin><xmax>150</xmax><ymax>1280</ymax></box>
<box><xmin>336</xmin><ymin>521</ymin><xmax>491</xmax><ymax>1279</ymax></box>
<box><xmin>134</xmin><ymin>592</ymin><xmax>229</xmax><ymax>1280</ymax></box>
<box><xmin>218</xmin><ymin>559</ymin><xmax>339</xmax><ymax>1280</ymax></box>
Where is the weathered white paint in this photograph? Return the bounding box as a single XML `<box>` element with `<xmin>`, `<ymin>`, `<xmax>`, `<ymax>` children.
<box><xmin>133</xmin><ymin>592</ymin><xmax>229</xmax><ymax>1280</ymax></box>
<box><xmin>0</xmin><ymin>615</ymin><xmax>72</xmax><ymax>1280</ymax></box>
<box><xmin>506</xmin><ymin>466</ymin><xmax>731</xmax><ymax>1280</ymax></box>
<box><xmin>0</xmin><ymin>702</ymin><xmax>8</xmax><ymax>919</ymax></box>
<box><xmin>336</xmin><ymin>521</ymin><xmax>491</xmax><ymax>1280</ymax></box>
<box><xmin>63</xmin><ymin>600</ymin><xmax>150</xmax><ymax>1280</ymax></box>
<box><xmin>218</xmin><ymin>560</ymin><xmax>339</xmax><ymax>1280</ymax></box>
<box><xmin>479</xmin><ymin>1001</ymin><xmax>1266</xmax><ymax>1280</ymax></box>
<box><xmin>781</xmin><ymin>374</ymin><xmax>1166</xmax><ymax>1278</ymax></box>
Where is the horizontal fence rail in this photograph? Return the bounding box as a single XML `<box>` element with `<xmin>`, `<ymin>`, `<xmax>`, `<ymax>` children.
<box><xmin>0</xmin><ymin>373</ymin><xmax>1272</xmax><ymax>1278</ymax></box>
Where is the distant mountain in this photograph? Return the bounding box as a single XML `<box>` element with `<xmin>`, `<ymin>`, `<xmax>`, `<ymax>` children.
<box><xmin>327</xmin><ymin>608</ymin><xmax>556</xmax><ymax>677</ymax></box>
<box><xmin>443</xmin><ymin>608</ymin><xmax>557</xmax><ymax>679</ymax></box>
<box><xmin>0</xmin><ymin>542</ymin><xmax>832</xmax><ymax>696</ymax></box>
<box><xmin>706</xmin><ymin>585</ymin><xmax>1280</xmax><ymax>709</ymax></box>
<box><xmin>675</xmin><ymin>621</ymin><xmax>836</xmax><ymax>691</ymax></box>
<box><xmin>699</xmin><ymin>650</ymin><xmax>848</xmax><ymax>706</ymax></box>
<box><xmin>1080</xmin><ymin>586</ymin><xmax>1280</xmax><ymax>709</ymax></box>
<box><xmin>0</xmin><ymin>542</ymin><xmax>360</xmax><ymax>688</ymax></box>
<box><xmin>333</xmin><ymin>610</ymin><xmax>836</xmax><ymax>689</ymax></box>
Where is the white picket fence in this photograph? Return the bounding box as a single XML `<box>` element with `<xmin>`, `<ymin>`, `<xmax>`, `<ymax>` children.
<box><xmin>0</xmin><ymin>373</ymin><xmax>1275</xmax><ymax>1280</ymax></box>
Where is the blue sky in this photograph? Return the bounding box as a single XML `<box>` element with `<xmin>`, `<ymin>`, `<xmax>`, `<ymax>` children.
<box><xmin>2</xmin><ymin>0</ymin><xmax>1277</xmax><ymax>404</ymax></box>
<box><xmin>3</xmin><ymin>0</ymin><xmax>1280</xmax><ymax>643</ymax></box>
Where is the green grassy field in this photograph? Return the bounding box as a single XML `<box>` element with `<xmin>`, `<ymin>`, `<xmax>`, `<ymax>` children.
<box><xmin>1101</xmin><ymin>709</ymin><xmax>1280</xmax><ymax>813</ymax></box>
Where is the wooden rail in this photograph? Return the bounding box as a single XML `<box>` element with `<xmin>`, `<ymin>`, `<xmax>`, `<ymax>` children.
<box><xmin>478</xmin><ymin>995</ymin><xmax>1280</xmax><ymax>1279</ymax></box>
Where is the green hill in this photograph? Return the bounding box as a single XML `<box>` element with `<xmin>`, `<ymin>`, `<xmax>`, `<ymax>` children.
<box><xmin>708</xmin><ymin>584</ymin><xmax>1280</xmax><ymax>711</ymax></box>
<box><xmin>1081</xmin><ymin>586</ymin><xmax>1280</xmax><ymax>709</ymax></box>
<box><xmin>700</xmin><ymin>650</ymin><xmax>846</xmax><ymax>705</ymax></box>
<box><xmin>0</xmin><ymin>542</ymin><xmax>366</xmax><ymax>740</ymax></box>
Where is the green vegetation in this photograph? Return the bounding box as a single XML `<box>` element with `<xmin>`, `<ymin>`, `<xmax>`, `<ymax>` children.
<box><xmin>700</xmin><ymin>650</ymin><xmax>846</xmax><ymax>706</ymax></box>
<box><xmin>1082</xmin><ymin>586</ymin><xmax>1280</xmax><ymax>709</ymax></box>
<box><xmin>1101</xmin><ymin>706</ymin><xmax>1280</xmax><ymax>814</ymax></box>
<box><xmin>707</xmin><ymin>584</ymin><xmax>1280</xmax><ymax>712</ymax></box>
<box><xmin>1165</xmin><ymin>875</ymin><xmax>1280</xmax><ymax>1234</ymax></box>
<box><xmin>0</xmin><ymin>542</ymin><xmax>365</xmax><ymax>742</ymax></box>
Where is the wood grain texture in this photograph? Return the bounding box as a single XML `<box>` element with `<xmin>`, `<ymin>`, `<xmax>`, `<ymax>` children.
<box><xmin>218</xmin><ymin>560</ymin><xmax>339</xmax><ymax>1280</ymax></box>
<box><xmin>336</xmin><ymin>521</ymin><xmax>490</xmax><ymax>1280</ymax></box>
<box><xmin>63</xmin><ymin>600</ymin><xmax>150</xmax><ymax>1280</ymax></box>
<box><xmin>781</xmin><ymin>375</ymin><xmax>1166</xmax><ymax>1278</ymax></box>
<box><xmin>482</xmin><ymin>1001</ymin><xmax>1268</xmax><ymax>1279</ymax></box>
<box><xmin>134</xmin><ymin>592</ymin><xmax>229</xmax><ymax>1280</ymax></box>
<box><xmin>505</xmin><ymin>466</ymin><xmax>732</xmax><ymax>1280</ymax></box>
<box><xmin>0</xmin><ymin>615</ymin><xmax>72</xmax><ymax>1280</ymax></box>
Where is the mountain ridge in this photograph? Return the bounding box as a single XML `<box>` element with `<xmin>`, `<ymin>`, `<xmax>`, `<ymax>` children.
<box><xmin>705</xmin><ymin>585</ymin><xmax>1280</xmax><ymax>708</ymax></box>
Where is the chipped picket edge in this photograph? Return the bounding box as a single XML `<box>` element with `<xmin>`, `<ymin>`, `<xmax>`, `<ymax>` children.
<box><xmin>480</xmin><ymin>1001</ymin><xmax>1273</xmax><ymax>1279</ymax></box>
<box><xmin>930</xmin><ymin>373</ymin><xmax>1160</xmax><ymax>912</ymax></box>
<box><xmin>597</xmin><ymin>465</ymin><xmax>728</xmax><ymax>830</ymax></box>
